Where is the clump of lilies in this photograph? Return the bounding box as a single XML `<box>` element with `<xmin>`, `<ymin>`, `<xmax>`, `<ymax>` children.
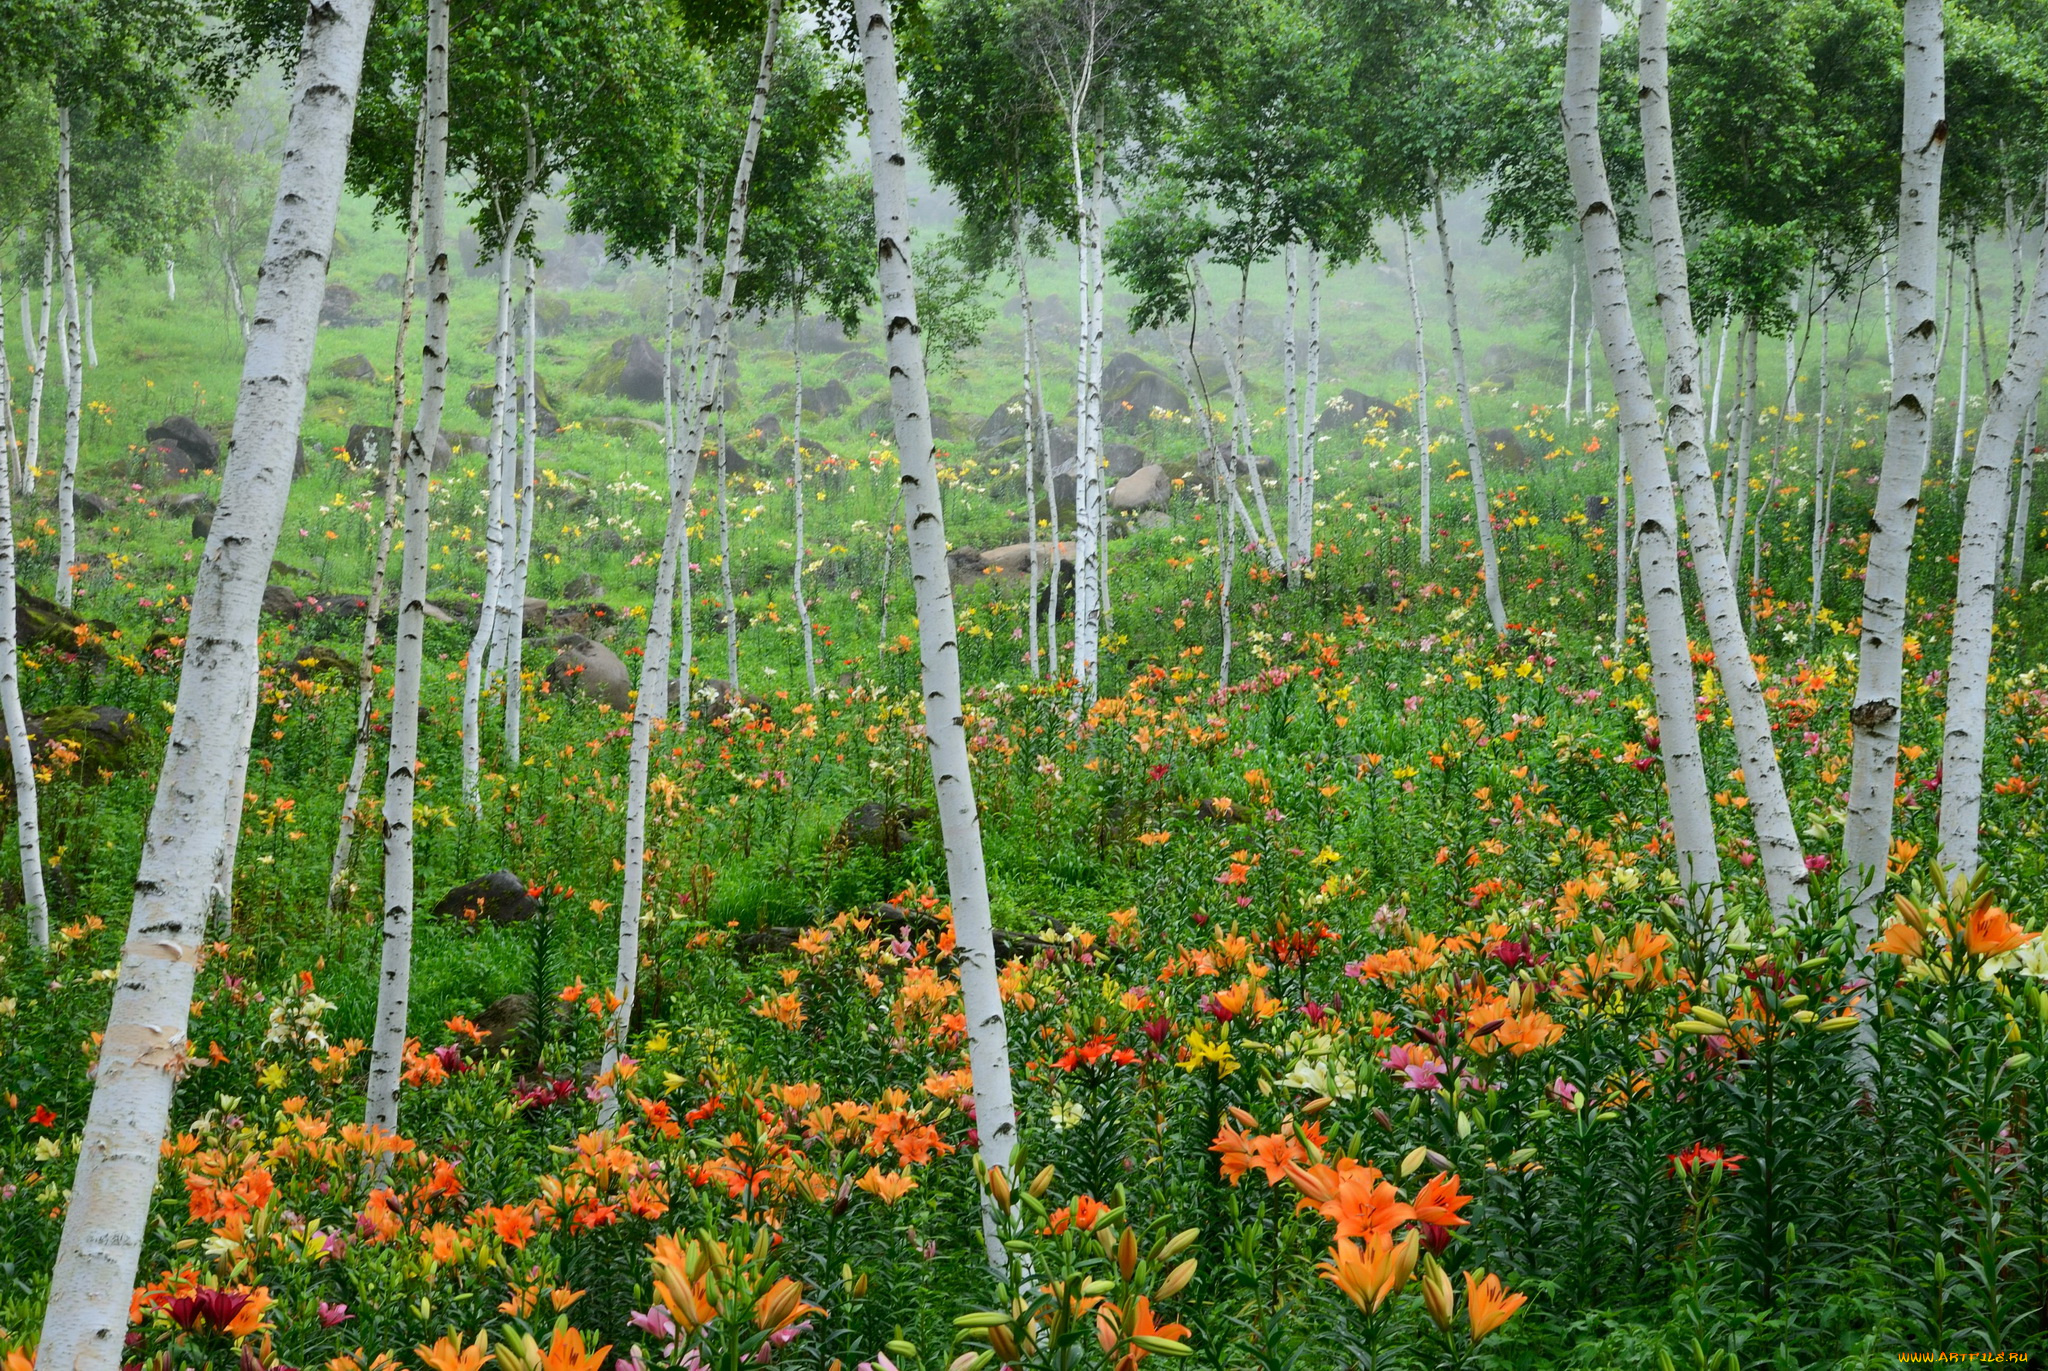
<box><xmin>1870</xmin><ymin>871</ymin><xmax>2041</xmax><ymax>984</ymax></box>
<box><xmin>624</xmin><ymin>1224</ymin><xmax>819</xmax><ymax>1371</ymax></box>
<box><xmin>946</xmin><ymin>1154</ymin><xmax>1199</xmax><ymax>1371</ymax></box>
<box><xmin>1212</xmin><ymin>1107</ymin><xmax>1524</xmax><ymax>1361</ymax></box>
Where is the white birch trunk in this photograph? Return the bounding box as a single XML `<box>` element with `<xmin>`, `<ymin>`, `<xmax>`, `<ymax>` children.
<box><xmin>22</xmin><ymin>234</ymin><xmax>51</xmax><ymax>498</ymax></box>
<box><xmin>1283</xmin><ymin>242</ymin><xmax>1304</xmax><ymax>585</ymax></box>
<box><xmin>855</xmin><ymin>0</ymin><xmax>1019</xmax><ymax>1265</ymax></box>
<box><xmin>1070</xmin><ymin>145</ymin><xmax>1108</xmax><ymax>700</ymax></box>
<box><xmin>1640</xmin><ymin>0</ymin><xmax>1810</xmax><ymax>917</ymax></box>
<box><xmin>207</xmin><ymin>661</ymin><xmax>265</xmax><ymax>935</ymax></box>
<box><xmin>83</xmin><ymin>278</ymin><xmax>96</xmax><ymax>367</ymax></box>
<box><xmin>332</xmin><ymin>104</ymin><xmax>427</xmax><ymax>907</ymax></box>
<box><xmin>0</xmin><ymin>261</ymin><xmax>48</xmax><ymax>952</ymax></box>
<box><xmin>41</xmin><ymin>2</ymin><xmax>373</xmax><ymax>1359</ymax></box>
<box><xmin>599</xmin><ymin>0</ymin><xmax>781</xmax><ymax>1117</ymax></box>
<box><xmin>1401</xmin><ymin>226</ymin><xmax>1434</xmax><ymax>566</ymax></box>
<box><xmin>1088</xmin><ymin>155</ymin><xmax>1110</xmax><ymax>648</ymax></box>
<box><xmin>1725</xmin><ymin>322</ymin><xmax>1757</xmax><ymax>556</ymax></box>
<box><xmin>1613</xmin><ymin>434</ymin><xmax>1628</xmax><ymax>647</ymax></box>
<box><xmin>1708</xmin><ymin>308</ymin><xmax>1729</xmax><ymax>444</ymax></box>
<box><xmin>718</xmin><ymin>407</ymin><xmax>738</xmax><ymax>686</ymax></box>
<box><xmin>56</xmin><ymin>112</ymin><xmax>83</xmax><ymax>607</ymax></box>
<box><xmin>2013</xmin><ymin>407</ymin><xmax>2038</xmax><ymax>585</ymax></box>
<box><xmin>1809</xmin><ymin>317</ymin><xmax>1832</xmax><ymax>626</ymax></box>
<box><xmin>1301</xmin><ymin>246</ymin><xmax>1321</xmax><ymax>577</ymax></box>
<box><xmin>225</xmin><ymin>247</ymin><xmax>251</xmax><ymax>344</ymax></box>
<box><xmin>1938</xmin><ymin>234</ymin><xmax>2048</xmax><ymax>878</ymax></box>
<box><xmin>368</xmin><ymin>0</ymin><xmax>450</xmax><ymax>1137</ymax></box>
<box><xmin>792</xmin><ymin>311</ymin><xmax>818</xmax><ymax>697</ymax></box>
<box><xmin>1563</xmin><ymin>0</ymin><xmax>1724</xmax><ymax>920</ymax></box>
<box><xmin>1925</xmin><ymin>249</ymin><xmax>1953</xmax><ymax>477</ymax></box>
<box><xmin>1563</xmin><ymin>269</ymin><xmax>1578</xmax><ymax>424</ymax></box>
<box><xmin>1951</xmin><ymin>252</ymin><xmax>1973</xmax><ymax>480</ymax></box>
<box><xmin>504</xmin><ymin>256</ymin><xmax>539</xmax><ymax>764</ymax></box>
<box><xmin>462</xmin><ymin>210</ymin><xmax>528</xmax><ymax>814</ymax></box>
<box><xmin>4</xmin><ymin>268</ymin><xmax>19</xmax><ymax>495</ymax></box>
<box><xmin>1433</xmin><ymin>188</ymin><xmax>1508</xmax><ymax>636</ymax></box>
<box><xmin>1211</xmin><ymin>275</ymin><xmax>1281</xmax><ymax>568</ymax></box>
<box><xmin>1726</xmin><ymin>324</ymin><xmax>1759</xmax><ymax>565</ymax></box>
<box><xmin>1844</xmin><ymin>0</ymin><xmax>1945</xmax><ymax>944</ymax></box>
<box><xmin>55</xmin><ymin>112</ymin><xmax>83</xmax><ymax>607</ymax></box>
<box><xmin>1016</xmin><ymin>225</ymin><xmax>1043</xmax><ymax>680</ymax></box>
<box><xmin>1784</xmin><ymin>308</ymin><xmax>1799</xmax><ymax>418</ymax></box>
<box><xmin>1582</xmin><ymin>317</ymin><xmax>1594</xmax><ymax>416</ymax></box>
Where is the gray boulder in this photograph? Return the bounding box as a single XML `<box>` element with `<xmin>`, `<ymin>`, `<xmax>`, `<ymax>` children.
<box><xmin>433</xmin><ymin>870</ymin><xmax>541</xmax><ymax>926</ymax></box>
<box><xmin>979</xmin><ymin>393</ymin><xmax>1030</xmax><ymax>446</ymax></box>
<box><xmin>1109</xmin><ymin>464</ymin><xmax>1171</xmax><ymax>512</ymax></box>
<box><xmin>346</xmin><ymin>423</ymin><xmax>452</xmax><ymax>472</ymax></box>
<box><xmin>319</xmin><ymin>282</ymin><xmax>362</xmax><ymax>326</ymax></box>
<box><xmin>547</xmin><ymin>633</ymin><xmax>632</xmax><ymax>710</ymax></box>
<box><xmin>1106</xmin><ymin>442</ymin><xmax>1146</xmax><ymax>481</ymax></box>
<box><xmin>145</xmin><ymin>416</ymin><xmax>219</xmax><ymax>472</ymax></box>
<box><xmin>805</xmin><ymin>378</ymin><xmax>852</xmax><ymax>419</ymax></box>
<box><xmin>1317</xmin><ymin>389</ymin><xmax>1408</xmax><ymax>435</ymax></box>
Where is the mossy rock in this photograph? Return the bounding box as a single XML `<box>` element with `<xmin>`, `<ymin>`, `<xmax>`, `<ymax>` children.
<box><xmin>15</xmin><ymin>591</ymin><xmax>108</xmax><ymax>657</ymax></box>
<box><xmin>575</xmin><ymin>349</ymin><xmax>629</xmax><ymax>397</ymax></box>
<box><xmin>26</xmin><ymin>705</ymin><xmax>146</xmax><ymax>777</ymax></box>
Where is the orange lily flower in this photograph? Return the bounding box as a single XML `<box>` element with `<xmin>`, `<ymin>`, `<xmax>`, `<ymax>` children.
<box><xmin>1464</xmin><ymin>1269</ymin><xmax>1528</xmax><ymax>1344</ymax></box>
<box><xmin>415</xmin><ymin>1335</ymin><xmax>488</xmax><ymax>1371</ymax></box>
<box><xmin>1095</xmin><ymin>1296</ymin><xmax>1190</xmax><ymax>1371</ymax></box>
<box><xmin>1318</xmin><ymin>1231</ymin><xmax>1419</xmax><ymax>1313</ymax></box>
<box><xmin>1965</xmin><ymin>900</ymin><xmax>2038</xmax><ymax>957</ymax></box>
<box><xmin>540</xmin><ymin>1327</ymin><xmax>611</xmax><ymax>1371</ymax></box>
<box><xmin>1869</xmin><ymin>920</ymin><xmax>1925</xmax><ymax>960</ymax></box>
<box><xmin>1328</xmin><ymin>1169</ymin><xmax>1416</xmax><ymax>1242</ymax></box>
<box><xmin>1410</xmin><ymin>1173</ymin><xmax>1473</xmax><ymax>1228</ymax></box>
<box><xmin>855</xmin><ymin>1165</ymin><xmax>918</xmax><ymax>1205</ymax></box>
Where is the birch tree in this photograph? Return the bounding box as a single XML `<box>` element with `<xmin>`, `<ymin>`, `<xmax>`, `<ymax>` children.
<box><xmin>366</xmin><ymin>0</ymin><xmax>451</xmax><ymax>1137</ymax></box>
<box><xmin>0</xmin><ymin>257</ymin><xmax>47</xmax><ymax>953</ymax></box>
<box><xmin>38</xmin><ymin>1</ymin><xmax>374</xmax><ymax>1359</ymax></box>
<box><xmin>460</xmin><ymin>173</ymin><xmax>536</xmax><ymax>814</ymax></box>
<box><xmin>1561</xmin><ymin>0</ymin><xmax>1724</xmax><ymax>920</ymax></box>
<box><xmin>855</xmin><ymin>0</ymin><xmax>1020</xmax><ymax>1263</ymax></box>
<box><xmin>1400</xmin><ymin>225</ymin><xmax>1433</xmax><ymax>566</ymax></box>
<box><xmin>1638</xmin><ymin>0</ymin><xmax>1810</xmax><ymax>917</ymax></box>
<box><xmin>1843</xmin><ymin>0</ymin><xmax>1945</xmax><ymax>942</ymax></box>
<box><xmin>1938</xmin><ymin>232</ymin><xmax>2048</xmax><ymax>878</ymax></box>
<box><xmin>53</xmin><ymin>106</ymin><xmax>84</xmax><ymax>607</ymax></box>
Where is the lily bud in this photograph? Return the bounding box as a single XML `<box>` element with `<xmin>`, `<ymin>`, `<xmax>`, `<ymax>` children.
<box><xmin>1131</xmin><ymin>1335</ymin><xmax>1193</xmax><ymax>1357</ymax></box>
<box><xmin>1156</xmin><ymin>1257</ymin><xmax>1198</xmax><ymax>1300</ymax></box>
<box><xmin>1419</xmin><ymin>1255</ymin><xmax>1455</xmax><ymax>1333</ymax></box>
<box><xmin>987</xmin><ymin>1166</ymin><xmax>1013</xmax><ymax>1212</ymax></box>
<box><xmin>1028</xmin><ymin>1164</ymin><xmax>1056</xmax><ymax>1198</ymax></box>
<box><xmin>1118</xmin><ymin>1229</ymin><xmax>1139</xmax><ymax>1281</ymax></box>
<box><xmin>1392</xmin><ymin>1229</ymin><xmax>1421</xmax><ymax>1288</ymax></box>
